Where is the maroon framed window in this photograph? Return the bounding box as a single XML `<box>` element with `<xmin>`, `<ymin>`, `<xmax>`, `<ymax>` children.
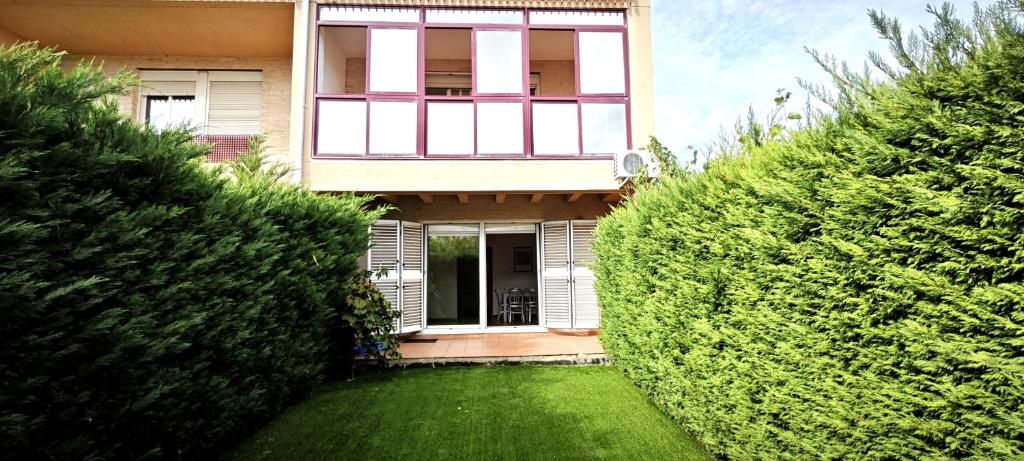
<box><xmin>314</xmin><ymin>6</ymin><xmax>630</xmax><ymax>159</ymax></box>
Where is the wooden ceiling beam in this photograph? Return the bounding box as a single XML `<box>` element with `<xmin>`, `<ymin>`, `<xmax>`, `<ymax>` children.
<box><xmin>566</xmin><ymin>193</ymin><xmax>583</xmax><ymax>203</ymax></box>
<box><xmin>495</xmin><ymin>193</ymin><xmax>506</xmax><ymax>204</ymax></box>
<box><xmin>417</xmin><ymin>193</ymin><xmax>434</xmax><ymax>204</ymax></box>
<box><xmin>530</xmin><ymin>193</ymin><xmax>544</xmax><ymax>203</ymax></box>
<box><xmin>457</xmin><ymin>193</ymin><xmax>470</xmax><ymax>204</ymax></box>
<box><xmin>601</xmin><ymin>193</ymin><xmax>621</xmax><ymax>203</ymax></box>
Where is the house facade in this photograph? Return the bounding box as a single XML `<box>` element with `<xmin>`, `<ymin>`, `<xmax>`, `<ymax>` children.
<box><xmin>0</xmin><ymin>0</ymin><xmax>654</xmax><ymax>335</ymax></box>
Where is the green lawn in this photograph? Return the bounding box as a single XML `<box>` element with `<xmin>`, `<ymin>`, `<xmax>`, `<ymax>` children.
<box><xmin>225</xmin><ymin>366</ymin><xmax>712</xmax><ymax>461</ymax></box>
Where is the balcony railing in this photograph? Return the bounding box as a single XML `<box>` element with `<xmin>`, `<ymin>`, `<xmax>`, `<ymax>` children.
<box><xmin>194</xmin><ymin>134</ymin><xmax>255</xmax><ymax>163</ymax></box>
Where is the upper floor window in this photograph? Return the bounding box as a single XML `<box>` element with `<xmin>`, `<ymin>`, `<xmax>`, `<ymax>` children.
<box><xmin>138</xmin><ymin>70</ymin><xmax>262</xmax><ymax>161</ymax></box>
<box><xmin>314</xmin><ymin>6</ymin><xmax>629</xmax><ymax>159</ymax></box>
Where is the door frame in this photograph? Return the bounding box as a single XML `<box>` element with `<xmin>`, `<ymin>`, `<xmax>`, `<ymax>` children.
<box><xmin>420</xmin><ymin>219</ymin><xmax>545</xmax><ymax>334</ymax></box>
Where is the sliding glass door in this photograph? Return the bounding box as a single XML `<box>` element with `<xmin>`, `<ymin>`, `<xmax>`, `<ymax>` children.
<box><xmin>425</xmin><ymin>224</ymin><xmax>480</xmax><ymax>326</ymax></box>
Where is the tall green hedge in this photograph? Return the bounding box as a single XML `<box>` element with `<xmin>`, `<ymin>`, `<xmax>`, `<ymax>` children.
<box><xmin>0</xmin><ymin>44</ymin><xmax>391</xmax><ymax>459</ymax></box>
<box><xmin>595</xmin><ymin>4</ymin><xmax>1024</xmax><ymax>460</ymax></box>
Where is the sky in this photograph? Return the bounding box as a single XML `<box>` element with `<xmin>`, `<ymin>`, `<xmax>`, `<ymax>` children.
<box><xmin>649</xmin><ymin>0</ymin><xmax>997</xmax><ymax>161</ymax></box>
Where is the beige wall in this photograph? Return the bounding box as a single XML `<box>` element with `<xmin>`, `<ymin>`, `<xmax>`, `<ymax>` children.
<box><xmin>309</xmin><ymin>159</ymin><xmax>622</xmax><ymax>193</ymax></box>
<box><xmin>62</xmin><ymin>55</ymin><xmax>292</xmax><ymax>164</ymax></box>
<box><xmin>626</xmin><ymin>0</ymin><xmax>655</xmax><ymax>149</ymax></box>
<box><xmin>379</xmin><ymin>193</ymin><xmax>614</xmax><ymax>222</ymax></box>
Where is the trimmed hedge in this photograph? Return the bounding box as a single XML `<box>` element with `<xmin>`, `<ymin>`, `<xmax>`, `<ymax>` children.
<box><xmin>595</xmin><ymin>5</ymin><xmax>1024</xmax><ymax>460</ymax></box>
<box><xmin>0</xmin><ymin>44</ymin><xmax>391</xmax><ymax>459</ymax></box>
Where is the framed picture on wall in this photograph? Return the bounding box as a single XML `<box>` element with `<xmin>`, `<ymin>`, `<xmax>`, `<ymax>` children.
<box><xmin>514</xmin><ymin>247</ymin><xmax>533</xmax><ymax>272</ymax></box>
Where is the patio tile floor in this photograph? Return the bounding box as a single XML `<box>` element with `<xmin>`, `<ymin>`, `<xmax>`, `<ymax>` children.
<box><xmin>399</xmin><ymin>331</ymin><xmax>604</xmax><ymax>359</ymax></box>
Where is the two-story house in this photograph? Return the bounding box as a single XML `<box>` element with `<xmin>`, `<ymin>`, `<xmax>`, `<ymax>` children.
<box><xmin>0</xmin><ymin>0</ymin><xmax>654</xmax><ymax>337</ymax></box>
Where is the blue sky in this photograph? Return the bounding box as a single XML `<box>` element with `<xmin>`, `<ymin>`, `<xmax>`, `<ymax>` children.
<box><xmin>649</xmin><ymin>0</ymin><xmax>995</xmax><ymax>159</ymax></box>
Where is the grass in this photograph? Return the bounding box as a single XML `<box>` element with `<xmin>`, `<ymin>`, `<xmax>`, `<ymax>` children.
<box><xmin>225</xmin><ymin>366</ymin><xmax>712</xmax><ymax>461</ymax></box>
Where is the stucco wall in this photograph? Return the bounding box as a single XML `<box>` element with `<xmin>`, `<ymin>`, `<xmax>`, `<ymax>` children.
<box><xmin>379</xmin><ymin>193</ymin><xmax>615</xmax><ymax>222</ymax></box>
<box><xmin>62</xmin><ymin>54</ymin><xmax>292</xmax><ymax>164</ymax></box>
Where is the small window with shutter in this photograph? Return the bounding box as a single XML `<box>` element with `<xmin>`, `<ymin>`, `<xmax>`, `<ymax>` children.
<box><xmin>137</xmin><ymin>70</ymin><xmax>263</xmax><ymax>162</ymax></box>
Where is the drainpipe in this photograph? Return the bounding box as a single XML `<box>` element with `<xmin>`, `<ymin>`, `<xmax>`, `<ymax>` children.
<box><xmin>289</xmin><ymin>0</ymin><xmax>311</xmax><ymax>184</ymax></box>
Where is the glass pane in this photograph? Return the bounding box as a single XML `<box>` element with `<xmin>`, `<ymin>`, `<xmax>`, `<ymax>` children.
<box><xmin>477</xmin><ymin>102</ymin><xmax>524</xmax><ymax>155</ymax></box>
<box><xmin>531</xmin><ymin>103</ymin><xmax>579</xmax><ymax>155</ymax></box>
<box><xmin>529</xmin><ymin>10</ymin><xmax>625</xmax><ymax>26</ymax></box>
<box><xmin>147</xmin><ymin>96</ymin><xmax>195</xmax><ymax>132</ymax></box>
<box><xmin>369</xmin><ymin>101</ymin><xmax>417</xmax><ymax>155</ymax></box>
<box><xmin>320</xmin><ymin>6</ymin><xmax>420</xmax><ymax>23</ymax></box>
<box><xmin>317</xmin><ymin>100</ymin><xmax>366</xmax><ymax>155</ymax></box>
<box><xmin>427</xmin><ymin>102</ymin><xmax>474</xmax><ymax>155</ymax></box>
<box><xmin>146</xmin><ymin>97</ymin><xmax>171</xmax><ymax>130</ymax></box>
<box><xmin>426</xmin><ymin>9</ymin><xmax>523</xmax><ymax>24</ymax></box>
<box><xmin>475</xmin><ymin>30</ymin><xmax>523</xmax><ymax>94</ymax></box>
<box><xmin>427</xmin><ymin>224</ymin><xmax>480</xmax><ymax>327</ymax></box>
<box><xmin>318</xmin><ymin>27</ymin><xmax>366</xmax><ymax>94</ymax></box>
<box><xmin>369</xmin><ymin>28</ymin><xmax>418</xmax><ymax>92</ymax></box>
<box><xmin>581</xmin><ymin>103</ymin><xmax>627</xmax><ymax>154</ymax></box>
<box><xmin>578</xmin><ymin>32</ymin><xmax>626</xmax><ymax>94</ymax></box>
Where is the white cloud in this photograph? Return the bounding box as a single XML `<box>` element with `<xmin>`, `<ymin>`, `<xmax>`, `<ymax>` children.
<box><xmin>650</xmin><ymin>0</ymin><xmax>994</xmax><ymax>163</ymax></box>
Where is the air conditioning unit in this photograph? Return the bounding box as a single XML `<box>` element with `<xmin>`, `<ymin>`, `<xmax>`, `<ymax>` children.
<box><xmin>614</xmin><ymin>150</ymin><xmax>661</xmax><ymax>179</ymax></box>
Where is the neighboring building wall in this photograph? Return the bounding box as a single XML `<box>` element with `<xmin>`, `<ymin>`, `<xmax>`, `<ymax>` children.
<box><xmin>61</xmin><ymin>55</ymin><xmax>292</xmax><ymax>164</ymax></box>
<box><xmin>379</xmin><ymin>193</ymin><xmax>613</xmax><ymax>221</ymax></box>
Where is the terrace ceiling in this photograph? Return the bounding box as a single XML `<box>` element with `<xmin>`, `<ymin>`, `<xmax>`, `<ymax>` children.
<box><xmin>0</xmin><ymin>0</ymin><xmax>293</xmax><ymax>57</ymax></box>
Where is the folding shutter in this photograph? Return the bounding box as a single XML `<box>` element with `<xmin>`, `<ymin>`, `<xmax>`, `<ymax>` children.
<box><xmin>369</xmin><ymin>220</ymin><xmax>401</xmax><ymax>332</ymax></box>
<box><xmin>541</xmin><ymin>221</ymin><xmax>572</xmax><ymax>328</ymax></box>
<box><xmin>206</xmin><ymin>72</ymin><xmax>262</xmax><ymax>135</ymax></box>
<box><xmin>400</xmin><ymin>222</ymin><xmax>424</xmax><ymax>333</ymax></box>
<box><xmin>570</xmin><ymin>220</ymin><xmax>600</xmax><ymax>328</ymax></box>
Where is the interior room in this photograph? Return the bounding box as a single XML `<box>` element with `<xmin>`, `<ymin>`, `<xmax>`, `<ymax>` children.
<box><xmin>486</xmin><ymin>229</ymin><xmax>539</xmax><ymax>327</ymax></box>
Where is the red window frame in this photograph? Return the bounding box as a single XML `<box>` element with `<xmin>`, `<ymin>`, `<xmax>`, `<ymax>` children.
<box><xmin>313</xmin><ymin>6</ymin><xmax>631</xmax><ymax>160</ymax></box>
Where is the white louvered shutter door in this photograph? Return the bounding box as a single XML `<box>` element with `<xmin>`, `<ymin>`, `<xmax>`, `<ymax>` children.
<box><xmin>206</xmin><ymin>76</ymin><xmax>262</xmax><ymax>135</ymax></box>
<box><xmin>570</xmin><ymin>221</ymin><xmax>600</xmax><ymax>328</ymax></box>
<box><xmin>369</xmin><ymin>220</ymin><xmax>401</xmax><ymax>332</ymax></box>
<box><xmin>541</xmin><ymin>221</ymin><xmax>572</xmax><ymax>328</ymax></box>
<box><xmin>400</xmin><ymin>222</ymin><xmax>424</xmax><ymax>333</ymax></box>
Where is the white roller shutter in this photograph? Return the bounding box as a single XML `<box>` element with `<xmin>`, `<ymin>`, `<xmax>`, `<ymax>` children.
<box><xmin>570</xmin><ymin>220</ymin><xmax>600</xmax><ymax>328</ymax></box>
<box><xmin>541</xmin><ymin>221</ymin><xmax>572</xmax><ymax>328</ymax></box>
<box><xmin>400</xmin><ymin>222</ymin><xmax>424</xmax><ymax>333</ymax></box>
<box><xmin>206</xmin><ymin>79</ymin><xmax>262</xmax><ymax>135</ymax></box>
<box><xmin>369</xmin><ymin>220</ymin><xmax>401</xmax><ymax>332</ymax></box>
<box><xmin>140</xmin><ymin>81</ymin><xmax>196</xmax><ymax>97</ymax></box>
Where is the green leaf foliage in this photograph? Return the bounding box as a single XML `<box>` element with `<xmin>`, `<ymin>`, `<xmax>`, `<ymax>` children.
<box><xmin>0</xmin><ymin>43</ymin><xmax>393</xmax><ymax>459</ymax></box>
<box><xmin>594</xmin><ymin>3</ymin><xmax>1024</xmax><ymax>460</ymax></box>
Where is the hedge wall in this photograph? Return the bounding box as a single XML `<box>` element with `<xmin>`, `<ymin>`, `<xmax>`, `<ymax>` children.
<box><xmin>594</xmin><ymin>5</ymin><xmax>1024</xmax><ymax>460</ymax></box>
<box><xmin>0</xmin><ymin>45</ymin><xmax>390</xmax><ymax>459</ymax></box>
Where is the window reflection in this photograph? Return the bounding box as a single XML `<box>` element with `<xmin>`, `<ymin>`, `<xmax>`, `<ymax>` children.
<box><xmin>532</xmin><ymin>103</ymin><xmax>579</xmax><ymax>155</ymax></box>
<box><xmin>578</xmin><ymin>32</ymin><xmax>625</xmax><ymax>94</ymax></box>
<box><xmin>369</xmin><ymin>101</ymin><xmax>417</xmax><ymax>154</ymax></box>
<box><xmin>477</xmin><ymin>102</ymin><xmax>524</xmax><ymax>155</ymax></box>
<box><xmin>317</xmin><ymin>100</ymin><xmax>366</xmax><ymax>154</ymax></box>
<box><xmin>369</xmin><ymin>28</ymin><xmax>418</xmax><ymax>92</ymax></box>
<box><xmin>475</xmin><ymin>30</ymin><xmax>523</xmax><ymax>94</ymax></box>
<box><xmin>427</xmin><ymin>102</ymin><xmax>474</xmax><ymax>155</ymax></box>
<box><xmin>581</xmin><ymin>103</ymin><xmax>627</xmax><ymax>154</ymax></box>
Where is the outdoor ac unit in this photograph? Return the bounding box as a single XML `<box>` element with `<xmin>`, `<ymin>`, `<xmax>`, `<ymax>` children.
<box><xmin>614</xmin><ymin>150</ymin><xmax>661</xmax><ymax>179</ymax></box>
